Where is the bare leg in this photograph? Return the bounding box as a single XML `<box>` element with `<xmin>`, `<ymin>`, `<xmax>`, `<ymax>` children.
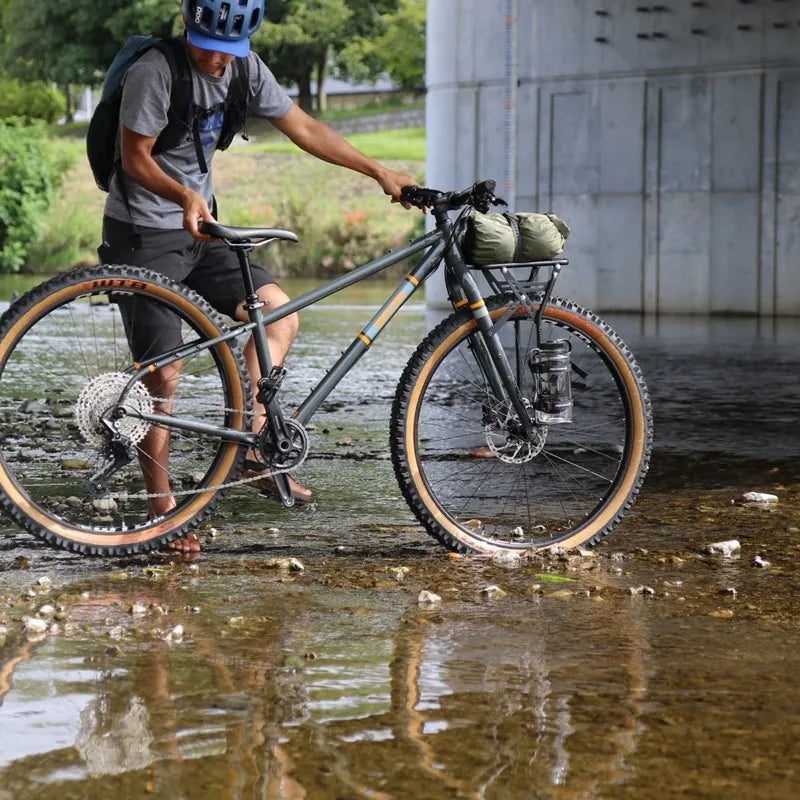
<box><xmin>137</xmin><ymin>361</ymin><xmax>200</xmax><ymax>553</ymax></box>
<box><xmin>234</xmin><ymin>283</ymin><xmax>299</xmax><ymax>422</ymax></box>
<box><xmin>234</xmin><ymin>284</ymin><xmax>312</xmax><ymax>502</ymax></box>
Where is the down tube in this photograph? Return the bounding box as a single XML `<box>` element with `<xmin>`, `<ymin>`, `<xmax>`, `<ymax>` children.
<box><xmin>293</xmin><ymin>239</ymin><xmax>446</xmax><ymax>426</ymax></box>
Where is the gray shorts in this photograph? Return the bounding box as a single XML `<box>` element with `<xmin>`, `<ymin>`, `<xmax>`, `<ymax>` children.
<box><xmin>98</xmin><ymin>216</ymin><xmax>275</xmax><ymax>361</ymax></box>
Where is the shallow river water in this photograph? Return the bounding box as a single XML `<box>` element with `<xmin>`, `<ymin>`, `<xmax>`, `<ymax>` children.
<box><xmin>1</xmin><ymin>280</ymin><xmax>799</xmax><ymax>799</ymax></box>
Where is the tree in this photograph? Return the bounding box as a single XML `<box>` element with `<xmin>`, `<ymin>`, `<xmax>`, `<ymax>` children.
<box><xmin>0</xmin><ymin>0</ymin><xmax>179</xmax><ymax>120</ymax></box>
<box><xmin>253</xmin><ymin>0</ymin><xmax>400</xmax><ymax>113</ymax></box>
<box><xmin>252</xmin><ymin>0</ymin><xmax>352</xmax><ymax>113</ymax></box>
<box><xmin>338</xmin><ymin>0</ymin><xmax>425</xmax><ymax>90</ymax></box>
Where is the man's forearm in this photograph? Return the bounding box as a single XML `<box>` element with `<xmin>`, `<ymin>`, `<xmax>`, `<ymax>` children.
<box><xmin>121</xmin><ymin>151</ymin><xmax>194</xmax><ymax>207</ymax></box>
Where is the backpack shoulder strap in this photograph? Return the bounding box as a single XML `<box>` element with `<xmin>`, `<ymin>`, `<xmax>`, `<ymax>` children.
<box><xmin>217</xmin><ymin>55</ymin><xmax>251</xmax><ymax>151</ymax></box>
<box><xmin>151</xmin><ymin>37</ymin><xmax>194</xmax><ymax>154</ymax></box>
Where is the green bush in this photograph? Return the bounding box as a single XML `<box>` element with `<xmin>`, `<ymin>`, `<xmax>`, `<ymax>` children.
<box><xmin>0</xmin><ymin>79</ymin><xmax>65</xmax><ymax>124</ymax></box>
<box><xmin>0</xmin><ymin>121</ymin><xmax>74</xmax><ymax>273</ymax></box>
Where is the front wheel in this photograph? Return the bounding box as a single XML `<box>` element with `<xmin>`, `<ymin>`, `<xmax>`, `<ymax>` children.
<box><xmin>390</xmin><ymin>296</ymin><xmax>653</xmax><ymax>553</ymax></box>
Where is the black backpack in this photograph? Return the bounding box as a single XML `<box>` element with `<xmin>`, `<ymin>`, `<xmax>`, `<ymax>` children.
<box><xmin>86</xmin><ymin>35</ymin><xmax>250</xmax><ymax>192</ymax></box>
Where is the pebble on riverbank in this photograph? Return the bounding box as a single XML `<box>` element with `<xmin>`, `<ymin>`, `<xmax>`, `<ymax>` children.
<box><xmin>703</xmin><ymin>540</ymin><xmax>741</xmax><ymax>557</ymax></box>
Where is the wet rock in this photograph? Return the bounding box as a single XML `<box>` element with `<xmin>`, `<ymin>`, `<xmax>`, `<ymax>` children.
<box><xmin>492</xmin><ymin>550</ymin><xmax>522</xmax><ymax>568</ymax></box>
<box><xmin>629</xmin><ymin>585</ymin><xmax>656</xmax><ymax>596</ymax></box>
<box><xmin>61</xmin><ymin>459</ymin><xmax>91</xmax><ymax>471</ymax></box>
<box><xmin>265</xmin><ymin>527</ymin><xmax>280</xmax><ymax>536</ymax></box>
<box><xmin>703</xmin><ymin>540</ymin><xmax>741</xmax><ymax>557</ymax></box>
<box><xmin>709</xmin><ymin>609</ymin><xmax>734</xmax><ymax>619</ymax></box>
<box><xmin>742</xmin><ymin>491</ymin><xmax>778</xmax><ymax>504</ymax></box>
<box><xmin>92</xmin><ymin>497</ymin><xmax>118</xmax><ymax>514</ymax></box>
<box><xmin>107</xmin><ymin>626</ymin><xmax>126</xmax><ymax>640</ymax></box>
<box><xmin>37</xmin><ymin>604</ymin><xmax>56</xmax><ymax>618</ymax></box>
<box><xmin>576</xmin><ymin>547</ymin><xmax>595</xmax><ymax>558</ymax></box>
<box><xmin>549</xmin><ymin>589</ymin><xmax>574</xmax><ymax>599</ymax></box>
<box><xmin>166</xmin><ymin>624</ymin><xmax>184</xmax><ymax>642</ymax></box>
<box><xmin>0</xmin><ymin>625</ymin><xmax>7</xmax><ymax>640</ymax></box>
<box><xmin>23</xmin><ymin>617</ymin><xmax>48</xmax><ymax>634</ymax></box>
<box><xmin>418</xmin><ymin>590</ymin><xmax>441</xmax><ymax>607</ymax></box>
<box><xmin>263</xmin><ymin>557</ymin><xmax>304</xmax><ymax>572</ymax></box>
<box><xmin>510</xmin><ymin>526</ymin><xmax>525</xmax><ymax>540</ymax></box>
<box><xmin>388</xmin><ymin>566</ymin><xmax>410</xmax><ymax>582</ymax></box>
<box><xmin>228</xmin><ymin>616</ymin><xmax>245</xmax><ymax>627</ymax></box>
<box><xmin>481</xmin><ymin>585</ymin><xmax>507</xmax><ymax>600</ymax></box>
<box><xmin>752</xmin><ymin>555</ymin><xmax>771</xmax><ymax>569</ymax></box>
<box><xmin>130</xmin><ymin>602</ymin><xmax>148</xmax><ymax>616</ymax></box>
<box><xmin>719</xmin><ymin>587</ymin><xmax>738</xmax><ymax>597</ymax></box>
<box><xmin>37</xmin><ymin>576</ymin><xmax>53</xmax><ymax>589</ymax></box>
<box><xmin>19</xmin><ymin>398</ymin><xmax>47</xmax><ymax>414</ymax></box>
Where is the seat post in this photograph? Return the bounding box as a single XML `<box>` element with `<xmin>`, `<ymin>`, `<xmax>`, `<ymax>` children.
<box><xmin>235</xmin><ymin>247</ymin><xmax>263</xmax><ymax>313</ymax></box>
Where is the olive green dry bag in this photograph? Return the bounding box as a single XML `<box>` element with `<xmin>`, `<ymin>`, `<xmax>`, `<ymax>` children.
<box><xmin>463</xmin><ymin>210</ymin><xmax>571</xmax><ymax>265</ymax></box>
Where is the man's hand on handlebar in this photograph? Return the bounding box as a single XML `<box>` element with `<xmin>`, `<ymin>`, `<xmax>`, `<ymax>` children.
<box><xmin>376</xmin><ymin>168</ymin><xmax>420</xmax><ymax>210</ymax></box>
<box><xmin>400</xmin><ymin>180</ymin><xmax>506</xmax><ymax>213</ymax></box>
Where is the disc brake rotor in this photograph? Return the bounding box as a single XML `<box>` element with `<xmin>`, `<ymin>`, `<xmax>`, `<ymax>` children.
<box><xmin>75</xmin><ymin>372</ymin><xmax>154</xmax><ymax>446</ymax></box>
<box><xmin>484</xmin><ymin>401</ymin><xmax>547</xmax><ymax>464</ymax></box>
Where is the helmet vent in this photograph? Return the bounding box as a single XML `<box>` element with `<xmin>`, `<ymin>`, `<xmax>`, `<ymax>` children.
<box><xmin>200</xmin><ymin>6</ymin><xmax>214</xmax><ymax>29</ymax></box>
<box><xmin>217</xmin><ymin>2</ymin><xmax>231</xmax><ymax>32</ymax></box>
<box><xmin>232</xmin><ymin>14</ymin><xmax>244</xmax><ymax>34</ymax></box>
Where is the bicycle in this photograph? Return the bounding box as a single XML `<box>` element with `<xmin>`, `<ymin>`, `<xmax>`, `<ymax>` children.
<box><xmin>0</xmin><ymin>180</ymin><xmax>652</xmax><ymax>556</ymax></box>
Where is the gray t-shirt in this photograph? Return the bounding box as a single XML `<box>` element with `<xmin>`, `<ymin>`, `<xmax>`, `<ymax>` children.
<box><xmin>105</xmin><ymin>43</ymin><xmax>293</xmax><ymax>229</ymax></box>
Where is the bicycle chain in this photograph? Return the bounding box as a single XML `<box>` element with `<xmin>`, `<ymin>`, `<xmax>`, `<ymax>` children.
<box><xmin>89</xmin><ymin>391</ymin><xmax>307</xmax><ymax>501</ymax></box>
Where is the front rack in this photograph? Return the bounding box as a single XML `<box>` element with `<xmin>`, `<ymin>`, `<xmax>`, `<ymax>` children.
<box><xmin>465</xmin><ymin>258</ymin><xmax>570</xmax><ymax>343</ymax></box>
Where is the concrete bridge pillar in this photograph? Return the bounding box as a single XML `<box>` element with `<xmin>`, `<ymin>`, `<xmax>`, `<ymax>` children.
<box><xmin>426</xmin><ymin>0</ymin><xmax>800</xmax><ymax>315</ymax></box>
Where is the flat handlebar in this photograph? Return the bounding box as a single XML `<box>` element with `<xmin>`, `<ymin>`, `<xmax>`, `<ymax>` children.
<box><xmin>401</xmin><ymin>179</ymin><xmax>506</xmax><ymax>213</ymax></box>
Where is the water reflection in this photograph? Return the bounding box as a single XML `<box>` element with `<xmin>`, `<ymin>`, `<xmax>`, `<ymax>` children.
<box><xmin>0</xmin><ymin>571</ymin><xmax>660</xmax><ymax>799</ymax></box>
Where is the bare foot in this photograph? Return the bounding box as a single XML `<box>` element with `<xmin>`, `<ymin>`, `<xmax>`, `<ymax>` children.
<box><xmin>167</xmin><ymin>533</ymin><xmax>202</xmax><ymax>553</ymax></box>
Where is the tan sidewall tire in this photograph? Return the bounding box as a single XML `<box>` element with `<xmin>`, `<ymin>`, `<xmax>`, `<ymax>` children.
<box><xmin>395</xmin><ymin>299</ymin><xmax>651</xmax><ymax>554</ymax></box>
<box><xmin>0</xmin><ymin>265</ymin><xmax>249</xmax><ymax>554</ymax></box>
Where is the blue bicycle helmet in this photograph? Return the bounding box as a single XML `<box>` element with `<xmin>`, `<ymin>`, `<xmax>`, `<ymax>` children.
<box><xmin>183</xmin><ymin>0</ymin><xmax>265</xmax><ymax>57</ymax></box>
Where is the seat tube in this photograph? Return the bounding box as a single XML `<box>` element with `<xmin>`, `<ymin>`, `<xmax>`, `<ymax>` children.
<box><xmin>236</xmin><ymin>248</ymin><xmax>273</xmax><ymax>376</ymax></box>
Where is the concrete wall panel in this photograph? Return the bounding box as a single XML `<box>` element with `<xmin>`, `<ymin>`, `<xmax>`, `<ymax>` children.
<box><xmin>710</xmin><ymin>194</ymin><xmax>760</xmax><ymax>314</ymax></box>
<box><xmin>427</xmin><ymin>0</ymin><xmax>800</xmax><ymax>315</ymax></box>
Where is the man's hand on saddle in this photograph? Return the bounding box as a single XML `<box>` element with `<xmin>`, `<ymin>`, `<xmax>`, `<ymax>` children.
<box><xmin>182</xmin><ymin>190</ymin><xmax>216</xmax><ymax>240</ymax></box>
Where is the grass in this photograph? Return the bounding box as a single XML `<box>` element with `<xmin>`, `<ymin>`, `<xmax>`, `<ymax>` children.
<box><xmin>247</xmin><ymin>127</ymin><xmax>426</xmax><ymax>162</ymax></box>
<box><xmin>24</xmin><ymin>126</ymin><xmax>426</xmax><ymax>276</ymax></box>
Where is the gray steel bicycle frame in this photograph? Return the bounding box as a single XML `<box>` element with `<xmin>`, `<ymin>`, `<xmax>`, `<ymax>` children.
<box><xmin>131</xmin><ymin>229</ymin><xmax>447</xmax><ymax>443</ymax></box>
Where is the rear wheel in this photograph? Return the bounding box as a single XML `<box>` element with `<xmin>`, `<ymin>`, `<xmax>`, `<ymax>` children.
<box><xmin>0</xmin><ymin>265</ymin><xmax>250</xmax><ymax>554</ymax></box>
<box><xmin>390</xmin><ymin>296</ymin><xmax>652</xmax><ymax>553</ymax></box>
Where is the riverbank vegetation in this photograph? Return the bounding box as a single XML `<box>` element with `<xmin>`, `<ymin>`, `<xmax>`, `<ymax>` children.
<box><xmin>10</xmin><ymin>127</ymin><xmax>425</xmax><ymax>277</ymax></box>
